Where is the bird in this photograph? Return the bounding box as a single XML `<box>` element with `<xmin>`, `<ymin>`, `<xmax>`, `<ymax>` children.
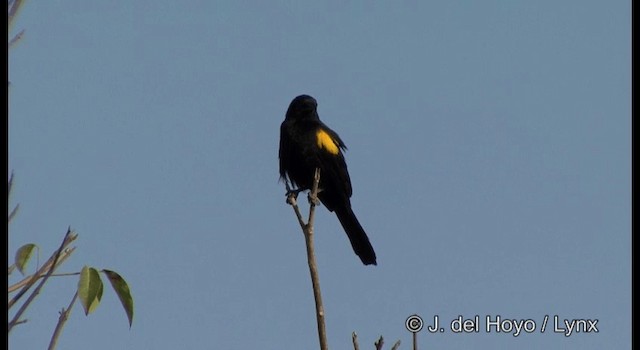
<box><xmin>279</xmin><ymin>94</ymin><xmax>377</xmax><ymax>265</ymax></box>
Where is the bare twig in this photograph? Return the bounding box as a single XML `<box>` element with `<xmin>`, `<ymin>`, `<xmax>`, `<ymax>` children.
<box><xmin>375</xmin><ymin>336</ymin><xmax>384</xmax><ymax>350</ymax></box>
<box><xmin>9</xmin><ymin>29</ymin><xmax>25</xmax><ymax>48</ymax></box>
<box><xmin>352</xmin><ymin>332</ymin><xmax>360</xmax><ymax>350</ymax></box>
<box><xmin>8</xmin><ymin>203</ymin><xmax>20</xmax><ymax>223</ymax></box>
<box><xmin>305</xmin><ymin>169</ymin><xmax>327</xmax><ymax>350</ymax></box>
<box><xmin>8</xmin><ymin>171</ymin><xmax>15</xmax><ymax>197</ymax></box>
<box><xmin>8</xmin><ymin>228</ymin><xmax>77</xmax><ymax>332</ymax></box>
<box><xmin>286</xmin><ymin>168</ymin><xmax>328</xmax><ymax>350</ymax></box>
<box><xmin>11</xmin><ymin>319</ymin><xmax>27</xmax><ymax>327</ymax></box>
<box><xmin>354</xmin><ymin>331</ymin><xmax>400</xmax><ymax>350</ymax></box>
<box><xmin>8</xmin><ymin>0</ymin><xmax>25</xmax><ymax>30</ymax></box>
<box><xmin>8</xmin><ymin>172</ymin><xmax>20</xmax><ymax>223</ymax></box>
<box><xmin>47</xmin><ymin>291</ymin><xmax>78</xmax><ymax>350</ymax></box>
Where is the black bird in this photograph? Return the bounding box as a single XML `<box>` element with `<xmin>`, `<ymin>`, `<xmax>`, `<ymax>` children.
<box><xmin>279</xmin><ymin>94</ymin><xmax>377</xmax><ymax>265</ymax></box>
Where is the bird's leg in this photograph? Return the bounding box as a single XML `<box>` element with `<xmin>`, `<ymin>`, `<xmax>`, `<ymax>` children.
<box><xmin>286</xmin><ymin>188</ymin><xmax>305</xmax><ymax>205</ymax></box>
<box><xmin>285</xmin><ymin>182</ymin><xmax>304</xmax><ymax>205</ymax></box>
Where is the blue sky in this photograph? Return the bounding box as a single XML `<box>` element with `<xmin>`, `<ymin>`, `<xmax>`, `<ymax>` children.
<box><xmin>8</xmin><ymin>1</ymin><xmax>630</xmax><ymax>349</ymax></box>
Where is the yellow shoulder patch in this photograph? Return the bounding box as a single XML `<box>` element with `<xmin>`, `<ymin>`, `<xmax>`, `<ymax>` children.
<box><xmin>316</xmin><ymin>129</ymin><xmax>340</xmax><ymax>155</ymax></box>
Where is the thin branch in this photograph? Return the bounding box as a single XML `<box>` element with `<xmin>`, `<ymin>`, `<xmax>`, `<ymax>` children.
<box><xmin>352</xmin><ymin>332</ymin><xmax>360</xmax><ymax>350</ymax></box>
<box><xmin>8</xmin><ymin>29</ymin><xmax>25</xmax><ymax>48</ymax></box>
<box><xmin>11</xmin><ymin>319</ymin><xmax>27</xmax><ymax>327</ymax></box>
<box><xmin>354</xmin><ymin>331</ymin><xmax>400</xmax><ymax>350</ymax></box>
<box><xmin>375</xmin><ymin>336</ymin><xmax>384</xmax><ymax>350</ymax></box>
<box><xmin>8</xmin><ymin>203</ymin><xmax>20</xmax><ymax>223</ymax></box>
<box><xmin>46</xmin><ymin>272</ymin><xmax>81</xmax><ymax>277</ymax></box>
<box><xmin>304</xmin><ymin>170</ymin><xmax>327</xmax><ymax>350</ymax></box>
<box><xmin>286</xmin><ymin>168</ymin><xmax>328</xmax><ymax>350</ymax></box>
<box><xmin>8</xmin><ymin>267</ymin><xmax>79</xmax><ymax>294</ymax></box>
<box><xmin>47</xmin><ymin>291</ymin><xmax>78</xmax><ymax>350</ymax></box>
<box><xmin>8</xmin><ymin>172</ymin><xmax>19</xmax><ymax>224</ymax></box>
<box><xmin>8</xmin><ymin>0</ymin><xmax>25</xmax><ymax>30</ymax></box>
<box><xmin>8</xmin><ymin>171</ymin><xmax>15</xmax><ymax>197</ymax></box>
<box><xmin>8</xmin><ymin>228</ymin><xmax>77</xmax><ymax>332</ymax></box>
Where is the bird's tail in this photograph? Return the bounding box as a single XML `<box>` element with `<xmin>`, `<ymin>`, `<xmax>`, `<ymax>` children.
<box><xmin>335</xmin><ymin>206</ymin><xmax>377</xmax><ymax>265</ymax></box>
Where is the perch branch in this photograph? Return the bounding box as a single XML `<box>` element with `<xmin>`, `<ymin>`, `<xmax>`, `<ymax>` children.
<box><xmin>285</xmin><ymin>168</ymin><xmax>328</xmax><ymax>350</ymax></box>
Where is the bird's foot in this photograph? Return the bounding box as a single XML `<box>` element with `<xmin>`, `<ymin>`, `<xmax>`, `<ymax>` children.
<box><xmin>285</xmin><ymin>188</ymin><xmax>304</xmax><ymax>205</ymax></box>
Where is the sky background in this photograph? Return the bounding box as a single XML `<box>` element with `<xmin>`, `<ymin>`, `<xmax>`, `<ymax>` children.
<box><xmin>8</xmin><ymin>1</ymin><xmax>630</xmax><ymax>349</ymax></box>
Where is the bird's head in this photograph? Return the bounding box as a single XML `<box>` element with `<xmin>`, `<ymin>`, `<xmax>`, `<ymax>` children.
<box><xmin>285</xmin><ymin>94</ymin><xmax>319</xmax><ymax>120</ymax></box>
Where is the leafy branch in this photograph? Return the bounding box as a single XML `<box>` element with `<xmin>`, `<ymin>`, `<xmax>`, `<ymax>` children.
<box><xmin>8</xmin><ymin>228</ymin><xmax>77</xmax><ymax>331</ymax></box>
<box><xmin>8</xmin><ymin>3</ymin><xmax>134</xmax><ymax>346</ymax></box>
<box><xmin>7</xmin><ymin>224</ymin><xmax>135</xmax><ymax>335</ymax></box>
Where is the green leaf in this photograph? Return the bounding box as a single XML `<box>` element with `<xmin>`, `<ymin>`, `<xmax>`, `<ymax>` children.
<box><xmin>15</xmin><ymin>243</ymin><xmax>37</xmax><ymax>275</ymax></box>
<box><xmin>78</xmin><ymin>266</ymin><xmax>104</xmax><ymax>315</ymax></box>
<box><xmin>103</xmin><ymin>269</ymin><xmax>134</xmax><ymax>327</ymax></box>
